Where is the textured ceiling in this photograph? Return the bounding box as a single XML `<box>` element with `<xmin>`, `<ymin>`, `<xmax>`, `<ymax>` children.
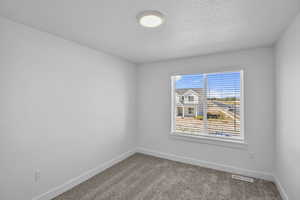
<box><xmin>0</xmin><ymin>0</ymin><xmax>299</xmax><ymax>63</ymax></box>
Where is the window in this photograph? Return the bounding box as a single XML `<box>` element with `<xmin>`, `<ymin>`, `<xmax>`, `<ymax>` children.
<box><xmin>171</xmin><ymin>71</ymin><xmax>244</xmax><ymax>143</ymax></box>
<box><xmin>181</xmin><ymin>96</ymin><xmax>184</xmax><ymax>102</ymax></box>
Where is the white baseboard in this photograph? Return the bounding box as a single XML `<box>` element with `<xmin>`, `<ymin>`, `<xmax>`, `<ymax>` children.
<box><xmin>32</xmin><ymin>148</ymin><xmax>287</xmax><ymax>200</ymax></box>
<box><xmin>136</xmin><ymin>147</ymin><xmax>274</xmax><ymax>181</ymax></box>
<box><xmin>32</xmin><ymin>149</ymin><xmax>136</xmax><ymax>200</ymax></box>
<box><xmin>274</xmin><ymin>176</ymin><xmax>288</xmax><ymax>200</ymax></box>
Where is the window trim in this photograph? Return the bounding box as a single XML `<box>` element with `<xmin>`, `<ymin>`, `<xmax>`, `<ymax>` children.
<box><xmin>170</xmin><ymin>70</ymin><xmax>245</xmax><ymax>145</ymax></box>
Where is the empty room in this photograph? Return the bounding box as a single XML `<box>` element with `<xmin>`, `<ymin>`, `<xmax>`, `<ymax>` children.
<box><xmin>1</xmin><ymin>0</ymin><xmax>300</xmax><ymax>200</ymax></box>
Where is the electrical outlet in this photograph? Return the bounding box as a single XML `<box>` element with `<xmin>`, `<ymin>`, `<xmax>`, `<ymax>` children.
<box><xmin>249</xmin><ymin>152</ymin><xmax>255</xmax><ymax>159</ymax></box>
<box><xmin>35</xmin><ymin>170</ymin><xmax>41</xmax><ymax>182</ymax></box>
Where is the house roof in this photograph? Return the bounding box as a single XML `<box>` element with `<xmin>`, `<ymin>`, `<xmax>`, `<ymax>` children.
<box><xmin>176</xmin><ymin>88</ymin><xmax>204</xmax><ymax>96</ymax></box>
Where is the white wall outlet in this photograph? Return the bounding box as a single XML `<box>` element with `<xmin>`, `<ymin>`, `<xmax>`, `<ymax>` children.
<box><xmin>249</xmin><ymin>152</ymin><xmax>255</xmax><ymax>159</ymax></box>
<box><xmin>35</xmin><ymin>170</ymin><xmax>41</xmax><ymax>182</ymax></box>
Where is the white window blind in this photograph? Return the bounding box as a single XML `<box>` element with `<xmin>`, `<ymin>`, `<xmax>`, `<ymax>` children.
<box><xmin>171</xmin><ymin>71</ymin><xmax>243</xmax><ymax>141</ymax></box>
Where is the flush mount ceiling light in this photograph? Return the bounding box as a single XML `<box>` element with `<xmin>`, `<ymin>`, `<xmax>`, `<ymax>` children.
<box><xmin>137</xmin><ymin>10</ymin><xmax>165</xmax><ymax>28</ymax></box>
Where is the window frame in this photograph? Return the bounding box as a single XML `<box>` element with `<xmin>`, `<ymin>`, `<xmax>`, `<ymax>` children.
<box><xmin>170</xmin><ymin>70</ymin><xmax>245</xmax><ymax>144</ymax></box>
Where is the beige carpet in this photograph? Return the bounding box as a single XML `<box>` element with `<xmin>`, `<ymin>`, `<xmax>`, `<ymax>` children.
<box><xmin>53</xmin><ymin>153</ymin><xmax>281</xmax><ymax>200</ymax></box>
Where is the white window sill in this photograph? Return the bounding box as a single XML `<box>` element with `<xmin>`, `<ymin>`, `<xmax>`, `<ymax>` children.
<box><xmin>169</xmin><ymin>132</ymin><xmax>248</xmax><ymax>149</ymax></box>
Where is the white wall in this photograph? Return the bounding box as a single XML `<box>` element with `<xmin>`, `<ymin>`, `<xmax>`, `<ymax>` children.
<box><xmin>0</xmin><ymin>17</ymin><xmax>137</xmax><ymax>200</ymax></box>
<box><xmin>137</xmin><ymin>48</ymin><xmax>276</xmax><ymax>176</ymax></box>
<box><xmin>275</xmin><ymin>13</ymin><xmax>300</xmax><ymax>200</ymax></box>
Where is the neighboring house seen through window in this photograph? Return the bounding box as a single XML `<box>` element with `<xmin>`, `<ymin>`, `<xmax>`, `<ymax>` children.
<box><xmin>171</xmin><ymin>71</ymin><xmax>244</xmax><ymax>143</ymax></box>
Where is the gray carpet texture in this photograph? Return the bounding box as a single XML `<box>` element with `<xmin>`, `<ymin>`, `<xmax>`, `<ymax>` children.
<box><xmin>53</xmin><ymin>153</ymin><xmax>281</xmax><ymax>200</ymax></box>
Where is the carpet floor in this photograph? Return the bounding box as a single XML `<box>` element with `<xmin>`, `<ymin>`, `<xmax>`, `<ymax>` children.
<box><xmin>53</xmin><ymin>153</ymin><xmax>281</xmax><ymax>200</ymax></box>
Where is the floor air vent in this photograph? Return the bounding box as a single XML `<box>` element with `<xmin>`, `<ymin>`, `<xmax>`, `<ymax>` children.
<box><xmin>232</xmin><ymin>175</ymin><xmax>254</xmax><ymax>183</ymax></box>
